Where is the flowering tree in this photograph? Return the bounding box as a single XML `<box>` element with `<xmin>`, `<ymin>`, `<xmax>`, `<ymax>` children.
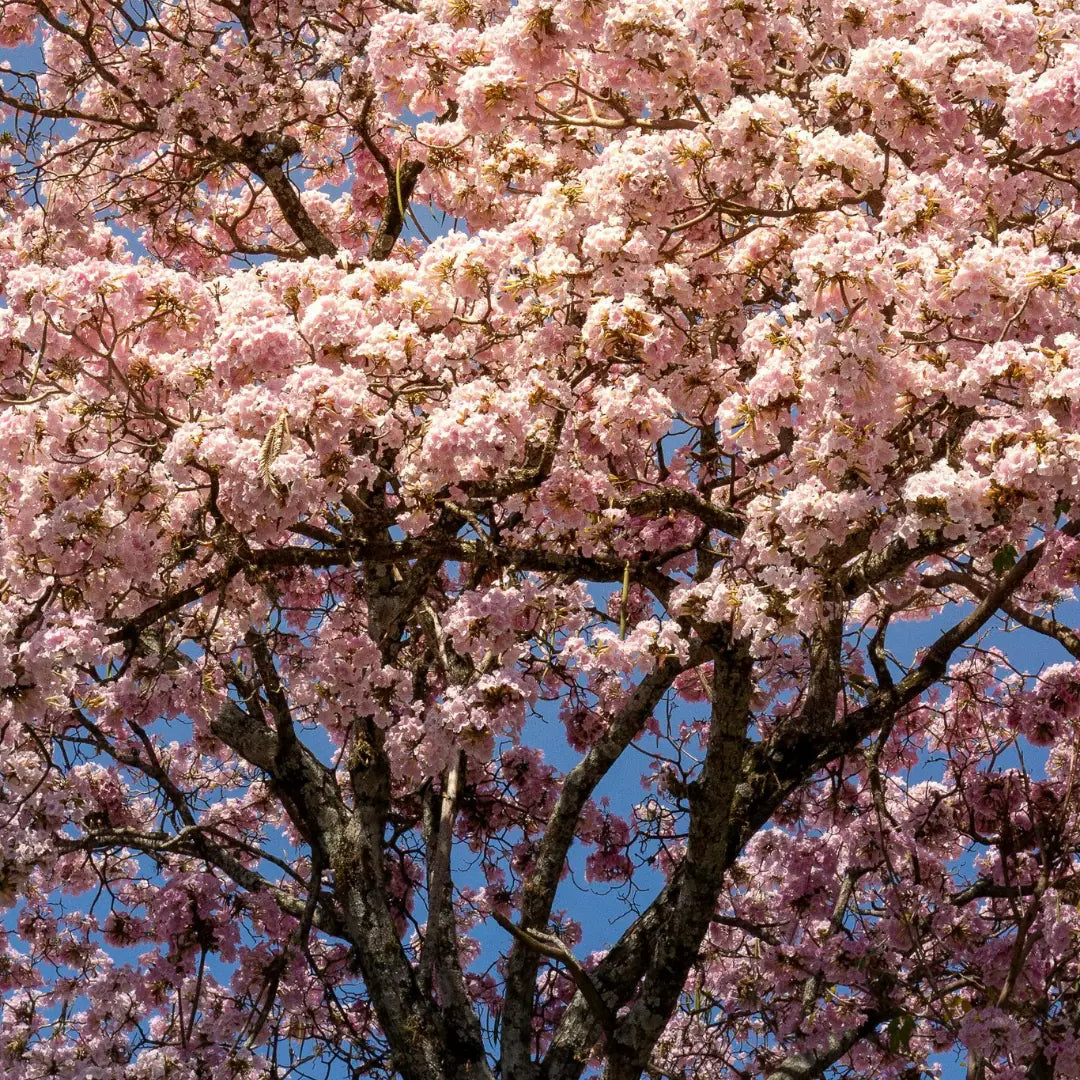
<box><xmin>3</xmin><ymin>0</ymin><xmax>1080</xmax><ymax>1078</ymax></box>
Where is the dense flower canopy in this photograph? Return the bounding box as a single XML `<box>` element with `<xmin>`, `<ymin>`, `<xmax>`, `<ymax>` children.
<box><xmin>2</xmin><ymin>0</ymin><xmax>1080</xmax><ymax>1078</ymax></box>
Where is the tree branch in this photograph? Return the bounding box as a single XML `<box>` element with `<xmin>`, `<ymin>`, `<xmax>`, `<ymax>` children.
<box><xmin>204</xmin><ymin>132</ymin><xmax>337</xmax><ymax>258</ymax></box>
<box><xmin>493</xmin><ymin>912</ymin><xmax>616</xmax><ymax>1036</ymax></box>
<box><xmin>358</xmin><ymin>91</ymin><xmax>424</xmax><ymax>261</ymax></box>
<box><xmin>604</xmin><ymin>644</ymin><xmax>753</xmax><ymax>1080</ymax></box>
<box><xmin>920</xmin><ymin>568</ymin><xmax>1080</xmax><ymax>658</ymax></box>
<box><xmin>501</xmin><ymin>648</ymin><xmax>701</xmax><ymax>1080</ymax></box>
<box><xmin>763</xmin><ymin>1010</ymin><xmax>889</xmax><ymax>1080</ymax></box>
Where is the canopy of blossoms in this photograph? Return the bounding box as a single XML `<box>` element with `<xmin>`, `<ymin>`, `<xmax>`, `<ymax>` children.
<box><xmin>0</xmin><ymin>1</ymin><xmax>1080</xmax><ymax>1079</ymax></box>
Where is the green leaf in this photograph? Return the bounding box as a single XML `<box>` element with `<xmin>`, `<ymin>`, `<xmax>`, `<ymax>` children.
<box><xmin>887</xmin><ymin>1012</ymin><xmax>915</xmax><ymax>1054</ymax></box>
<box><xmin>992</xmin><ymin>543</ymin><xmax>1018</xmax><ymax>577</ymax></box>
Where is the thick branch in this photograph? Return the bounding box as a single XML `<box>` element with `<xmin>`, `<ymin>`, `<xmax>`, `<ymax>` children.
<box><xmin>211</xmin><ymin>699</ymin><xmax>347</xmax><ymax>860</ymax></box>
<box><xmin>763</xmin><ymin>1010</ymin><xmax>889</xmax><ymax>1080</ymax></box>
<box><xmin>493</xmin><ymin>912</ymin><xmax>615</xmax><ymax>1035</ymax></box>
<box><xmin>951</xmin><ymin>873</ymin><xmax>1080</xmax><ymax>906</ymax></box>
<box><xmin>358</xmin><ymin>91</ymin><xmax>425</xmax><ymax>261</ymax></box>
<box><xmin>733</xmin><ymin>526</ymin><xmax>1075</xmax><ymax>853</ymax></box>
<box><xmin>618</xmin><ymin>487</ymin><xmax>745</xmax><ymax>539</ymax></box>
<box><xmin>105</xmin><ymin>530</ymin><xmax>677</xmax><ymax>652</ymax></box>
<box><xmin>540</xmin><ymin>882</ymin><xmax>674</xmax><ymax>1080</ymax></box>
<box><xmin>605</xmin><ymin>645</ymin><xmax>752</xmax><ymax>1080</ymax></box>
<box><xmin>420</xmin><ymin>752</ymin><xmax>491</xmax><ymax>1072</ymax></box>
<box><xmin>370</xmin><ymin>158</ymin><xmax>425</xmax><ymax>260</ymax></box>
<box><xmin>213</xmin><ymin>697</ymin><xmax>489</xmax><ymax>1080</ymax></box>
<box><xmin>839</xmin><ymin>529</ymin><xmax>952</xmax><ymax>596</ymax></box>
<box><xmin>921</xmin><ymin>568</ymin><xmax>1080</xmax><ymax>658</ymax></box>
<box><xmin>501</xmin><ymin>649</ymin><xmax>699</xmax><ymax>1080</ymax></box>
<box><xmin>204</xmin><ymin>132</ymin><xmax>337</xmax><ymax>258</ymax></box>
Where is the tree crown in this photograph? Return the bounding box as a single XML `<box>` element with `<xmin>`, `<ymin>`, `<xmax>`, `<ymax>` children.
<box><xmin>1</xmin><ymin>1</ymin><xmax>1080</xmax><ymax>1079</ymax></box>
